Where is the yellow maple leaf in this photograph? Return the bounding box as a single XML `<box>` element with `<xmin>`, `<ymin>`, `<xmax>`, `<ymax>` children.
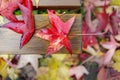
<box><xmin>113</xmin><ymin>50</ymin><xmax>120</xmax><ymax>62</ymax></box>
<box><xmin>0</xmin><ymin>58</ymin><xmax>8</xmax><ymax>79</ymax></box>
<box><xmin>110</xmin><ymin>0</ymin><xmax>120</xmax><ymax>6</ymax></box>
<box><xmin>7</xmin><ymin>68</ymin><xmax>19</xmax><ymax>80</ymax></box>
<box><xmin>57</xmin><ymin>66</ymin><xmax>69</xmax><ymax>80</ymax></box>
<box><xmin>112</xmin><ymin>62</ymin><xmax>120</xmax><ymax>72</ymax></box>
<box><xmin>37</xmin><ymin>55</ymin><xmax>70</xmax><ymax>80</ymax></box>
<box><xmin>52</xmin><ymin>54</ymin><xmax>67</xmax><ymax>61</ymax></box>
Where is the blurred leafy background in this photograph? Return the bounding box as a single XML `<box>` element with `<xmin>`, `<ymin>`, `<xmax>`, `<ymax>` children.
<box><xmin>14</xmin><ymin>9</ymin><xmax>81</xmax><ymax>15</ymax></box>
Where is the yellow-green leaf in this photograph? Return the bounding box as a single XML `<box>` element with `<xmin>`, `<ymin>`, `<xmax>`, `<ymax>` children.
<box><xmin>0</xmin><ymin>58</ymin><xmax>8</xmax><ymax>79</ymax></box>
<box><xmin>112</xmin><ymin>62</ymin><xmax>120</xmax><ymax>72</ymax></box>
<box><xmin>113</xmin><ymin>50</ymin><xmax>120</xmax><ymax>62</ymax></box>
<box><xmin>110</xmin><ymin>0</ymin><xmax>120</xmax><ymax>6</ymax></box>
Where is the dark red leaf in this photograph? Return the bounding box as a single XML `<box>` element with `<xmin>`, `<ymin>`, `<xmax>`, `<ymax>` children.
<box><xmin>82</xmin><ymin>1</ymin><xmax>115</xmax><ymax>49</ymax></box>
<box><xmin>11</xmin><ymin>55</ymin><xmax>20</xmax><ymax>65</ymax></box>
<box><xmin>96</xmin><ymin>6</ymin><xmax>109</xmax><ymax>32</ymax></box>
<box><xmin>82</xmin><ymin>22</ymin><xmax>98</xmax><ymax>48</ymax></box>
<box><xmin>109</xmin><ymin>9</ymin><xmax>120</xmax><ymax>35</ymax></box>
<box><xmin>96</xmin><ymin>7</ymin><xmax>120</xmax><ymax>35</ymax></box>
<box><xmin>80</xmin><ymin>53</ymin><xmax>90</xmax><ymax>62</ymax></box>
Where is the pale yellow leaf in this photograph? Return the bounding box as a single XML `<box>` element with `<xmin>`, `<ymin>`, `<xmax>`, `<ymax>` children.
<box><xmin>115</xmin><ymin>34</ymin><xmax>120</xmax><ymax>41</ymax></box>
<box><xmin>112</xmin><ymin>62</ymin><xmax>120</xmax><ymax>72</ymax></box>
<box><xmin>7</xmin><ymin>68</ymin><xmax>18</xmax><ymax>80</ymax></box>
<box><xmin>0</xmin><ymin>58</ymin><xmax>8</xmax><ymax>79</ymax></box>
<box><xmin>0</xmin><ymin>16</ymin><xmax>4</xmax><ymax>25</ymax></box>
<box><xmin>85</xmin><ymin>46</ymin><xmax>103</xmax><ymax>57</ymax></box>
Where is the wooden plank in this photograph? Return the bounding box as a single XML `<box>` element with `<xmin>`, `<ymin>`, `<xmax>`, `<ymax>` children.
<box><xmin>32</xmin><ymin>0</ymin><xmax>81</xmax><ymax>9</ymax></box>
<box><xmin>0</xmin><ymin>14</ymin><xmax>81</xmax><ymax>54</ymax></box>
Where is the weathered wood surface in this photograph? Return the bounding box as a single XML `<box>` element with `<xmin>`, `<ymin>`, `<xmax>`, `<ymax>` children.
<box><xmin>0</xmin><ymin>14</ymin><xmax>81</xmax><ymax>54</ymax></box>
<box><xmin>32</xmin><ymin>0</ymin><xmax>81</xmax><ymax>9</ymax></box>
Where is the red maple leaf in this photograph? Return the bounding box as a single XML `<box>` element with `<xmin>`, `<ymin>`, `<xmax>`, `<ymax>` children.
<box><xmin>2</xmin><ymin>0</ymin><xmax>35</xmax><ymax>48</ymax></box>
<box><xmin>80</xmin><ymin>53</ymin><xmax>90</xmax><ymax>62</ymax></box>
<box><xmin>36</xmin><ymin>10</ymin><xmax>75</xmax><ymax>55</ymax></box>
<box><xmin>82</xmin><ymin>21</ymin><xmax>98</xmax><ymax>48</ymax></box>
<box><xmin>82</xmin><ymin>1</ymin><xmax>114</xmax><ymax>49</ymax></box>
<box><xmin>0</xmin><ymin>0</ymin><xmax>23</xmax><ymax>21</ymax></box>
<box><xmin>96</xmin><ymin>7</ymin><xmax>120</xmax><ymax>35</ymax></box>
<box><xmin>109</xmin><ymin>9</ymin><xmax>120</xmax><ymax>35</ymax></box>
<box><xmin>82</xmin><ymin>6</ymin><xmax>98</xmax><ymax>49</ymax></box>
<box><xmin>96</xmin><ymin>6</ymin><xmax>109</xmax><ymax>32</ymax></box>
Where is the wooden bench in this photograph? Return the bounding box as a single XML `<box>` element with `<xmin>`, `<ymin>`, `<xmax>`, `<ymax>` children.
<box><xmin>0</xmin><ymin>0</ymin><xmax>81</xmax><ymax>54</ymax></box>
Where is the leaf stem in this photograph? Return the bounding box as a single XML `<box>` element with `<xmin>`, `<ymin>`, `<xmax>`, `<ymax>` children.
<box><xmin>70</xmin><ymin>32</ymin><xmax>106</xmax><ymax>36</ymax></box>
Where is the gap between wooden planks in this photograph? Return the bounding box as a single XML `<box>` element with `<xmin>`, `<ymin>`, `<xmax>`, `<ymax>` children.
<box><xmin>32</xmin><ymin>0</ymin><xmax>81</xmax><ymax>9</ymax></box>
<box><xmin>0</xmin><ymin>14</ymin><xmax>81</xmax><ymax>54</ymax></box>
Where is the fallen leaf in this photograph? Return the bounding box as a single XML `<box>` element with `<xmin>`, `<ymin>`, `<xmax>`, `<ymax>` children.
<box><xmin>0</xmin><ymin>0</ymin><xmax>23</xmax><ymax>21</ymax></box>
<box><xmin>82</xmin><ymin>21</ymin><xmax>98</xmax><ymax>48</ymax></box>
<box><xmin>84</xmin><ymin>46</ymin><xmax>103</xmax><ymax>57</ymax></box>
<box><xmin>107</xmin><ymin>76</ymin><xmax>120</xmax><ymax>80</ymax></box>
<box><xmin>0</xmin><ymin>58</ymin><xmax>8</xmax><ymax>78</ymax></box>
<box><xmin>96</xmin><ymin>6</ymin><xmax>120</xmax><ymax>35</ymax></box>
<box><xmin>36</xmin><ymin>67</ymin><xmax>49</xmax><ymax>77</ymax></box>
<box><xmin>112</xmin><ymin>62</ymin><xmax>120</xmax><ymax>72</ymax></box>
<box><xmin>7</xmin><ymin>67</ymin><xmax>18</xmax><ymax>80</ymax></box>
<box><xmin>115</xmin><ymin>34</ymin><xmax>120</xmax><ymax>41</ymax></box>
<box><xmin>69</xmin><ymin>65</ymin><xmax>89</xmax><ymax>80</ymax></box>
<box><xmin>51</xmin><ymin>54</ymin><xmax>67</xmax><ymax>61</ymax></box>
<box><xmin>113</xmin><ymin>50</ymin><xmax>120</xmax><ymax>62</ymax></box>
<box><xmin>0</xmin><ymin>16</ymin><xmax>4</xmax><ymax>24</ymax></box>
<box><xmin>36</xmin><ymin>10</ymin><xmax>75</xmax><ymax>55</ymax></box>
<box><xmin>109</xmin><ymin>9</ymin><xmax>120</xmax><ymax>35</ymax></box>
<box><xmin>110</xmin><ymin>0</ymin><xmax>120</xmax><ymax>6</ymax></box>
<box><xmin>2</xmin><ymin>0</ymin><xmax>35</xmax><ymax>48</ymax></box>
<box><xmin>38</xmin><ymin>55</ymin><xmax>70</xmax><ymax>80</ymax></box>
<box><xmin>0</xmin><ymin>55</ymin><xmax>9</xmax><ymax>60</ymax></box>
<box><xmin>96</xmin><ymin>6</ymin><xmax>109</xmax><ymax>32</ymax></box>
<box><xmin>101</xmin><ymin>36</ymin><xmax>119</xmax><ymax>65</ymax></box>
<box><xmin>17</xmin><ymin>55</ymin><xmax>42</xmax><ymax>71</ymax></box>
<box><xmin>80</xmin><ymin>53</ymin><xmax>90</xmax><ymax>62</ymax></box>
<box><xmin>84</xmin><ymin>0</ymin><xmax>110</xmax><ymax>9</ymax></box>
<box><xmin>82</xmin><ymin>3</ymin><xmax>101</xmax><ymax>48</ymax></box>
<box><xmin>97</xmin><ymin>67</ymin><xmax>107</xmax><ymax>80</ymax></box>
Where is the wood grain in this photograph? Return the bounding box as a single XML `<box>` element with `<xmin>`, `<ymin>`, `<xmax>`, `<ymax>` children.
<box><xmin>0</xmin><ymin>14</ymin><xmax>81</xmax><ymax>54</ymax></box>
<box><xmin>32</xmin><ymin>0</ymin><xmax>81</xmax><ymax>9</ymax></box>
